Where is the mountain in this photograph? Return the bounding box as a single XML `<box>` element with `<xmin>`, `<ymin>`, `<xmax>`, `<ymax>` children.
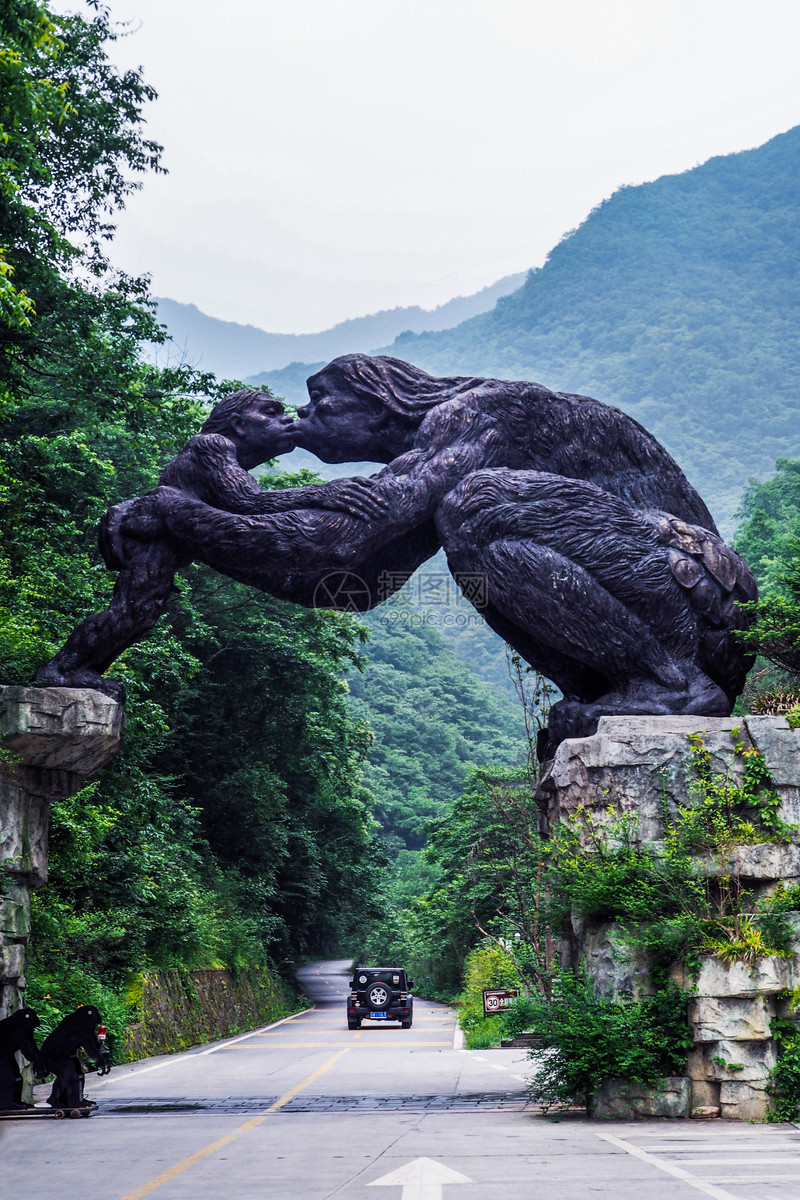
<box><xmin>346</xmin><ymin>611</ymin><xmax>526</xmax><ymax>853</ymax></box>
<box><xmin>151</xmin><ymin>272</ymin><xmax>526</xmax><ymax>380</ymax></box>
<box><xmin>255</xmin><ymin>126</ymin><xmax>800</xmax><ymax>535</ymax></box>
<box><xmin>376</xmin><ymin>126</ymin><xmax>800</xmax><ymax>534</ymax></box>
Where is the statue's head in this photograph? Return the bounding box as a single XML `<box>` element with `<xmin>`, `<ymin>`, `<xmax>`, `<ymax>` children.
<box><xmin>295</xmin><ymin>354</ymin><xmax>482</xmax><ymax>463</ymax></box>
<box><xmin>202</xmin><ymin>388</ymin><xmax>295</xmax><ymax>468</ymax></box>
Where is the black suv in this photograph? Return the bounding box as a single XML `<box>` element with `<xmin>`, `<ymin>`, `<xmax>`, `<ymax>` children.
<box><xmin>347</xmin><ymin>967</ymin><xmax>415</xmax><ymax>1029</ymax></box>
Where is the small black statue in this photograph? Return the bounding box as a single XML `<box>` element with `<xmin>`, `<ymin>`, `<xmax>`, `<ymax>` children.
<box><xmin>38</xmin><ymin>1005</ymin><xmax>111</xmax><ymax>1110</ymax></box>
<box><xmin>0</xmin><ymin>1008</ymin><xmax>43</xmax><ymax>1110</ymax></box>
<box><xmin>38</xmin><ymin>356</ymin><xmax>757</xmax><ymax>755</ymax></box>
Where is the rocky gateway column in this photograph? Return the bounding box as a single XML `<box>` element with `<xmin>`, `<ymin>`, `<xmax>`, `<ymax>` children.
<box><xmin>0</xmin><ymin>687</ymin><xmax>124</xmax><ymax>1020</ymax></box>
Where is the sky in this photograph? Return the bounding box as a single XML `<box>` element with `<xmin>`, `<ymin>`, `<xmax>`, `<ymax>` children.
<box><xmin>91</xmin><ymin>0</ymin><xmax>800</xmax><ymax>334</ymax></box>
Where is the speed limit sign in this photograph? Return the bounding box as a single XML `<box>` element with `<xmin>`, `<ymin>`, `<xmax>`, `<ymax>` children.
<box><xmin>482</xmin><ymin>988</ymin><xmax>519</xmax><ymax>1016</ymax></box>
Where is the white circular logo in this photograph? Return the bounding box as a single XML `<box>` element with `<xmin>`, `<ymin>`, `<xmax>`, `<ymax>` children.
<box><xmin>312</xmin><ymin>571</ymin><xmax>371</xmax><ymax>612</ymax></box>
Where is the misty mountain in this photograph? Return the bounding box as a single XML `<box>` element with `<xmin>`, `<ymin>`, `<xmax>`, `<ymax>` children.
<box><xmin>151</xmin><ymin>271</ymin><xmax>526</xmax><ymax>380</ymax></box>
<box><xmin>255</xmin><ymin>126</ymin><xmax>800</xmax><ymax>535</ymax></box>
<box><xmin>376</xmin><ymin>126</ymin><xmax>800</xmax><ymax>534</ymax></box>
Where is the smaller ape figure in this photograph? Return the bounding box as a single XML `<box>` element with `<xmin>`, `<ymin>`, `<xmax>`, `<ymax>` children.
<box><xmin>0</xmin><ymin>1008</ymin><xmax>43</xmax><ymax>1110</ymax></box>
<box><xmin>38</xmin><ymin>1005</ymin><xmax>111</xmax><ymax>1110</ymax></box>
<box><xmin>36</xmin><ymin>387</ymin><xmax>383</xmax><ymax>701</ymax></box>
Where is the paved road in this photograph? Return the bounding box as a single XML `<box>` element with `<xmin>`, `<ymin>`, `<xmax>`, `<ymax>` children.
<box><xmin>4</xmin><ymin>959</ymin><xmax>800</xmax><ymax>1199</ymax></box>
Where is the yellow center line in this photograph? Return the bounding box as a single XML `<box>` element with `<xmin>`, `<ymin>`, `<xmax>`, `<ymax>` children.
<box><xmin>120</xmin><ymin>1048</ymin><xmax>350</xmax><ymax>1200</ymax></box>
<box><xmin>225</xmin><ymin>1041</ymin><xmax>451</xmax><ymax>1048</ymax></box>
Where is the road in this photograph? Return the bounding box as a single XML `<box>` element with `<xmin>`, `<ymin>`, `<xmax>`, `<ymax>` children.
<box><xmin>4</xmin><ymin>960</ymin><xmax>800</xmax><ymax>1199</ymax></box>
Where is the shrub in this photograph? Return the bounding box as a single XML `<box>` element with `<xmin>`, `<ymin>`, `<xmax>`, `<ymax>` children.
<box><xmin>524</xmin><ymin>973</ymin><xmax>692</xmax><ymax>1109</ymax></box>
<box><xmin>457</xmin><ymin>943</ymin><xmax>522</xmax><ymax>1049</ymax></box>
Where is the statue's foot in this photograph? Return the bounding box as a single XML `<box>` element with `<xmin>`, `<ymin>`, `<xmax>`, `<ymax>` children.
<box><xmin>34</xmin><ymin>662</ymin><xmax>126</xmax><ymax>704</ymax></box>
<box><xmin>540</xmin><ymin>675</ymin><xmax>730</xmax><ymax>759</ymax></box>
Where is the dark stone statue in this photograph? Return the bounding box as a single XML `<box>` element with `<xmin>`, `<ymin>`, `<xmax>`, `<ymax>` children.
<box><xmin>38</xmin><ymin>1005</ymin><xmax>111</xmax><ymax>1109</ymax></box>
<box><xmin>0</xmin><ymin>1008</ymin><xmax>42</xmax><ymax>1110</ymax></box>
<box><xmin>37</xmin><ymin>356</ymin><xmax>756</xmax><ymax>756</ymax></box>
<box><xmin>35</xmin><ymin>388</ymin><xmax>387</xmax><ymax>702</ymax></box>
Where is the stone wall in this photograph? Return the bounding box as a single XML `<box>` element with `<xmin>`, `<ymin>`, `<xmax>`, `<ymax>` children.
<box><xmin>537</xmin><ymin>714</ymin><xmax>800</xmax><ymax>1121</ymax></box>
<box><xmin>0</xmin><ymin>687</ymin><xmax>123</xmax><ymax>1017</ymax></box>
<box><xmin>121</xmin><ymin>967</ymin><xmax>302</xmax><ymax>1061</ymax></box>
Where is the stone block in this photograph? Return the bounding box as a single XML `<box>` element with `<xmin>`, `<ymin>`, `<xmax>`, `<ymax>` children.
<box><xmin>690</xmin><ymin>1080</ymin><xmax>721</xmax><ymax>1109</ymax></box>
<box><xmin>719</xmin><ymin>1079</ymin><xmax>769</xmax><ymax>1121</ymax></box>
<box><xmin>0</xmin><ymin>980</ymin><xmax>26</xmax><ymax>1021</ymax></box>
<box><xmin>686</xmin><ymin>1046</ymin><xmax>708</xmax><ymax>1081</ymax></box>
<box><xmin>705</xmin><ymin>1039</ymin><xmax>777</xmax><ymax>1081</ymax></box>
<box><xmin>744</xmin><ymin>715</ymin><xmax>800</xmax><ymax>789</ymax></box>
<box><xmin>689</xmin><ymin>954</ymin><xmax>792</xmax><ymax>998</ymax></box>
<box><xmin>538</xmin><ymin>715</ymin><xmax>745</xmax><ymax>843</ymax></box>
<box><xmin>0</xmin><ymin>882</ymin><xmax>31</xmax><ymax>938</ymax></box>
<box><xmin>0</xmin><ymin>686</ymin><xmax>124</xmax><ymax>777</ymax></box>
<box><xmin>590</xmin><ymin>1076</ymin><xmax>689</xmax><ymax>1119</ymax></box>
<box><xmin>577</xmin><ymin>920</ymin><xmax>650</xmax><ymax>1000</ymax></box>
<box><xmin>689</xmin><ymin>995</ymin><xmax>774</xmax><ymax>1041</ymax></box>
<box><xmin>537</xmin><ymin>714</ymin><xmax>800</xmax><ymax>847</ymax></box>
<box><xmin>697</xmin><ymin>842</ymin><xmax>800</xmax><ymax>881</ymax></box>
<box><xmin>0</xmin><ymin>786</ymin><xmax>49</xmax><ymax>885</ymax></box>
<box><xmin>0</xmin><ymin>943</ymin><xmax>25</xmax><ymax>982</ymax></box>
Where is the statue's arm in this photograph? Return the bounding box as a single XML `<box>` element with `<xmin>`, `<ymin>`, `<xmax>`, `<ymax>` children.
<box><xmin>158</xmin><ymin>434</ymin><xmax>387</xmax><ymax>521</ymax></box>
<box><xmin>346</xmin><ymin>410</ymin><xmax>496</xmax><ymax>532</ymax></box>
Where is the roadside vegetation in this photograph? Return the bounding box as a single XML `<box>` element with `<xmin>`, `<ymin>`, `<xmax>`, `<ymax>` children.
<box><xmin>3</xmin><ymin>3</ymin><xmax>800</xmax><ymax>1105</ymax></box>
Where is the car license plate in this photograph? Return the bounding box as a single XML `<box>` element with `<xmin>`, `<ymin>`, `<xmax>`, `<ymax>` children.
<box><xmin>369</xmin><ymin>1011</ymin><xmax>387</xmax><ymax>1019</ymax></box>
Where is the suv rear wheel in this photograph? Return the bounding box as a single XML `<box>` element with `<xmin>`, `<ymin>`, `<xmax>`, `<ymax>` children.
<box><xmin>347</xmin><ymin>1017</ymin><xmax>361</xmax><ymax>1030</ymax></box>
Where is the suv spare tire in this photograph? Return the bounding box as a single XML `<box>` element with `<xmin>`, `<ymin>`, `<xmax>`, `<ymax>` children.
<box><xmin>366</xmin><ymin>982</ymin><xmax>391</xmax><ymax>1009</ymax></box>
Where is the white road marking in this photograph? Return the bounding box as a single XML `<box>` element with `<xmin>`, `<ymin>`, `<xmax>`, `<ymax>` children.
<box><xmin>89</xmin><ymin>1005</ymin><xmax>314</xmax><ymax>1087</ymax></box>
<box><xmin>368</xmin><ymin>1157</ymin><xmax>472</xmax><ymax>1199</ymax></box>
<box><xmin>596</xmin><ymin>1132</ymin><xmax>742</xmax><ymax>1200</ymax></box>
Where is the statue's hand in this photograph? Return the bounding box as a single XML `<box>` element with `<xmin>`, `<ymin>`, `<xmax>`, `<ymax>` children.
<box><xmin>100</xmin><ymin>491</ymin><xmax>172</xmax><ymax>569</ymax></box>
<box><xmin>99</xmin><ymin>499</ymin><xmax>140</xmax><ymax>569</ymax></box>
<box><xmin>315</xmin><ymin>478</ymin><xmax>389</xmax><ymax>521</ymax></box>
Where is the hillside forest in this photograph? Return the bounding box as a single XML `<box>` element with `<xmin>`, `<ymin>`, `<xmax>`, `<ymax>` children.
<box><xmin>1</xmin><ymin>0</ymin><xmax>799</xmax><ymax>1084</ymax></box>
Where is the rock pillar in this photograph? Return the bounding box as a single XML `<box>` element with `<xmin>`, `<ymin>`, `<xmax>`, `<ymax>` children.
<box><xmin>537</xmin><ymin>713</ymin><xmax>800</xmax><ymax>1121</ymax></box>
<box><xmin>0</xmin><ymin>687</ymin><xmax>124</xmax><ymax>1019</ymax></box>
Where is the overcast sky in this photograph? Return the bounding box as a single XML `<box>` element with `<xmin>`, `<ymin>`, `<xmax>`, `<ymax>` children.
<box><xmin>94</xmin><ymin>0</ymin><xmax>800</xmax><ymax>334</ymax></box>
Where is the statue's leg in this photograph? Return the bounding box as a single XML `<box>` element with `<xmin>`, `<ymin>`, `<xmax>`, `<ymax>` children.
<box><xmin>435</xmin><ymin>469</ymin><xmax>729</xmax><ymax>747</ymax></box>
<box><xmin>35</xmin><ymin>538</ymin><xmax>178</xmax><ymax>699</ymax></box>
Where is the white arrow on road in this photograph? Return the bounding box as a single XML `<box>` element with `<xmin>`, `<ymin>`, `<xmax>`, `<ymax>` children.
<box><xmin>368</xmin><ymin>1157</ymin><xmax>472</xmax><ymax>1200</ymax></box>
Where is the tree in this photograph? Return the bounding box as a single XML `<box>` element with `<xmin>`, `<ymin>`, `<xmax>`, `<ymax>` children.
<box><xmin>1</xmin><ymin>2</ymin><xmax>384</xmax><ymax>1015</ymax></box>
<box><xmin>734</xmin><ymin>459</ymin><xmax>800</xmax><ymax>686</ymax></box>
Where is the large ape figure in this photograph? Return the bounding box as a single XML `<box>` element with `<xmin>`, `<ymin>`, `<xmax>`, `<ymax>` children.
<box><xmin>39</xmin><ymin>1005</ymin><xmax>111</xmax><ymax>1110</ymax></box>
<box><xmin>0</xmin><ymin>1008</ymin><xmax>42</xmax><ymax>1110</ymax></box>
<box><xmin>41</xmin><ymin>355</ymin><xmax>756</xmax><ymax>755</ymax></box>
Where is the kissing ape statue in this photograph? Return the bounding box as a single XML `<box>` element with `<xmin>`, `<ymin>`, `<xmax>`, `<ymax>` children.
<box><xmin>0</xmin><ymin>1008</ymin><xmax>43</xmax><ymax>1110</ymax></box>
<box><xmin>38</xmin><ymin>356</ymin><xmax>757</xmax><ymax>755</ymax></box>
<box><xmin>38</xmin><ymin>1005</ymin><xmax>111</xmax><ymax>1110</ymax></box>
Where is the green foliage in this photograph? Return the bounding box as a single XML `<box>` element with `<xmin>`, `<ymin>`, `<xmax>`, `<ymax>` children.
<box><xmin>554</xmin><ymin>733</ymin><xmax>800</xmax><ymax>980</ymax></box>
<box><xmin>347</xmin><ymin>613</ymin><xmax>525</xmax><ymax>852</ymax></box>
<box><xmin>457</xmin><ymin>943</ymin><xmax>521</xmax><ymax>1050</ymax></box>
<box><xmin>767</xmin><ymin>1016</ymin><xmax>800</xmax><ymax>1122</ymax></box>
<box><xmin>734</xmin><ymin>459</ymin><xmax>800</xmax><ymax>684</ymax></box>
<box><xmin>523</xmin><ymin>974</ymin><xmax>693</xmax><ymax>1109</ymax></box>
<box><xmin>380</xmin><ymin>128</ymin><xmax>800</xmax><ymax>533</ymax></box>
<box><xmin>0</xmin><ymin>0</ymin><xmax>385</xmax><ymax>1044</ymax></box>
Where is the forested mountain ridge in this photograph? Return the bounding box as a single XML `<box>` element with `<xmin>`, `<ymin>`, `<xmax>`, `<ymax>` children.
<box><xmin>153</xmin><ymin>271</ymin><xmax>526</xmax><ymax>379</ymax></box>
<box><xmin>375</xmin><ymin>125</ymin><xmax>800</xmax><ymax>533</ymax></box>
